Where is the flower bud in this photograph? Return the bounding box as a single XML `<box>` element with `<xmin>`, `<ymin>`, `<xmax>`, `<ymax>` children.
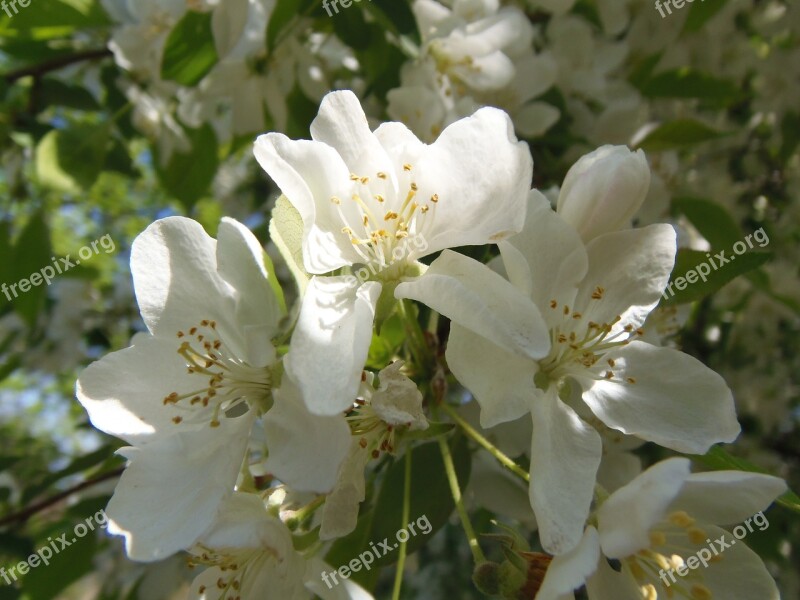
<box><xmin>556</xmin><ymin>145</ymin><xmax>650</xmax><ymax>243</ymax></box>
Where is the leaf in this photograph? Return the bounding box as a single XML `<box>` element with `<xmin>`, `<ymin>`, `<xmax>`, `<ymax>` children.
<box><xmin>638</xmin><ymin>119</ymin><xmax>727</xmax><ymax>151</ymax></box>
<box><xmin>327</xmin><ymin>436</ymin><xmax>472</xmax><ymax>573</ymax></box>
<box><xmin>689</xmin><ymin>446</ymin><xmax>800</xmax><ymax>514</ymax></box>
<box><xmin>672</xmin><ymin>197</ymin><xmax>742</xmax><ymax>249</ymax></box>
<box><xmin>0</xmin><ymin>0</ymin><xmax>109</xmax><ymax>41</ymax></box>
<box><xmin>23</xmin><ymin>526</ymin><xmax>98</xmax><ymax>600</ymax></box>
<box><xmin>21</xmin><ymin>445</ymin><xmax>116</xmax><ymax>505</ymax></box>
<box><xmin>161</xmin><ymin>10</ymin><xmax>218</xmax><ymax>87</ymax></box>
<box><xmin>366</xmin><ymin>0</ymin><xmax>418</xmax><ymax>37</ymax></box>
<box><xmin>683</xmin><ymin>0</ymin><xmax>730</xmax><ymax>33</ymax></box>
<box><xmin>269</xmin><ymin>195</ymin><xmax>309</xmax><ymax>296</ymax></box>
<box><xmin>640</xmin><ymin>69</ymin><xmax>742</xmax><ymax>107</ymax></box>
<box><xmin>662</xmin><ymin>248</ymin><xmax>771</xmax><ymax>306</ymax></box>
<box><xmin>35</xmin><ymin>124</ymin><xmax>110</xmax><ymax>193</ymax></box>
<box><xmin>38</xmin><ymin>78</ymin><xmax>100</xmax><ymax>111</ymax></box>
<box><xmin>155</xmin><ymin>124</ymin><xmax>219</xmax><ymax>210</ymax></box>
<box><xmin>9</xmin><ymin>213</ymin><xmax>52</xmax><ymax>328</ymax></box>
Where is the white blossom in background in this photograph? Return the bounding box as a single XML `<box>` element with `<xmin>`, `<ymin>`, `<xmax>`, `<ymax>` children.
<box><xmin>397</xmin><ymin>149</ymin><xmax>741</xmax><ymax>554</ymax></box>
<box><xmin>388</xmin><ymin>0</ymin><xmax>558</xmax><ymax>141</ymax></box>
<box><xmin>537</xmin><ymin>458</ymin><xmax>786</xmax><ymax>600</ymax></box>
<box><xmin>76</xmin><ymin>217</ymin><xmax>287</xmax><ymax>560</ymax></box>
<box><xmin>254</xmin><ymin>89</ymin><xmax>532</xmax><ymax>417</ymax></box>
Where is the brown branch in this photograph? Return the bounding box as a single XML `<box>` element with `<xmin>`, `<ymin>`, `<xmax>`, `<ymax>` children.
<box><xmin>3</xmin><ymin>48</ymin><xmax>113</xmax><ymax>83</ymax></box>
<box><xmin>0</xmin><ymin>467</ymin><xmax>124</xmax><ymax>528</ymax></box>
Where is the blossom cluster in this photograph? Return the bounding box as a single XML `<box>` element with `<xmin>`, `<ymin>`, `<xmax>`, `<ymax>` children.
<box><xmin>76</xmin><ymin>89</ymin><xmax>788</xmax><ymax>599</ymax></box>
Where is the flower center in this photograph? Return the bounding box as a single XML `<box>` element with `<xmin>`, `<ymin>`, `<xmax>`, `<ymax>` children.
<box><xmin>536</xmin><ymin>287</ymin><xmax>645</xmax><ymax>387</ymax></box>
<box><xmin>164</xmin><ymin>320</ymin><xmax>272</xmax><ymax>427</ymax></box>
<box><xmin>330</xmin><ymin>162</ymin><xmax>438</xmax><ymax>277</ymax></box>
<box><xmin>347</xmin><ymin>399</ymin><xmax>401</xmax><ymax>459</ymax></box>
<box><xmin>190</xmin><ymin>545</ymin><xmax>276</xmax><ymax>598</ymax></box>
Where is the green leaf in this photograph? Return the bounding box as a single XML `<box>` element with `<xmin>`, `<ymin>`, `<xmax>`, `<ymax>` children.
<box><xmin>638</xmin><ymin>119</ymin><xmax>727</xmax><ymax>151</ymax></box>
<box><xmin>672</xmin><ymin>197</ymin><xmax>742</xmax><ymax>249</ymax></box>
<box><xmin>21</xmin><ymin>445</ymin><xmax>116</xmax><ymax>505</ymax></box>
<box><xmin>155</xmin><ymin>124</ymin><xmax>219</xmax><ymax>210</ymax></box>
<box><xmin>640</xmin><ymin>69</ymin><xmax>742</xmax><ymax>106</ymax></box>
<box><xmin>689</xmin><ymin>446</ymin><xmax>800</xmax><ymax>514</ymax></box>
<box><xmin>683</xmin><ymin>0</ymin><xmax>730</xmax><ymax>33</ymax></box>
<box><xmin>0</xmin><ymin>0</ymin><xmax>109</xmax><ymax>41</ymax></box>
<box><xmin>367</xmin><ymin>0</ymin><xmax>418</xmax><ymax>37</ymax></box>
<box><xmin>662</xmin><ymin>248</ymin><xmax>771</xmax><ymax>306</ymax></box>
<box><xmin>327</xmin><ymin>436</ymin><xmax>472</xmax><ymax>574</ymax></box>
<box><xmin>35</xmin><ymin>124</ymin><xmax>110</xmax><ymax>193</ymax></box>
<box><xmin>161</xmin><ymin>10</ymin><xmax>218</xmax><ymax>87</ymax></box>
<box><xmin>38</xmin><ymin>78</ymin><xmax>100</xmax><ymax>111</ymax></box>
<box><xmin>23</xmin><ymin>526</ymin><xmax>98</xmax><ymax>600</ymax></box>
<box><xmin>779</xmin><ymin>112</ymin><xmax>800</xmax><ymax>163</ymax></box>
<box><xmin>9</xmin><ymin>213</ymin><xmax>52</xmax><ymax>328</ymax></box>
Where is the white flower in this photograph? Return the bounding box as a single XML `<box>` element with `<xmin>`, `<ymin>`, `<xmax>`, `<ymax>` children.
<box><xmin>188</xmin><ymin>493</ymin><xmax>373</xmax><ymax>600</ymax></box>
<box><xmin>397</xmin><ymin>190</ymin><xmax>740</xmax><ymax>554</ymax></box>
<box><xmin>537</xmin><ymin>458</ymin><xmax>786</xmax><ymax>600</ymax></box>
<box><xmin>556</xmin><ymin>145</ymin><xmax>651</xmax><ymax>243</ymax></box>
<box><xmin>76</xmin><ymin>217</ymin><xmax>286</xmax><ymax>561</ymax></box>
<box><xmin>254</xmin><ymin>89</ymin><xmax>531</xmax><ymax>416</ymax></box>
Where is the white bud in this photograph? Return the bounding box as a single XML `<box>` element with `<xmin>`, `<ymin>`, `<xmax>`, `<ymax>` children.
<box><xmin>556</xmin><ymin>145</ymin><xmax>651</xmax><ymax>243</ymax></box>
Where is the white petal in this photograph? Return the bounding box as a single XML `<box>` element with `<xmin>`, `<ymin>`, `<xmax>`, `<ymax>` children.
<box><xmin>198</xmin><ymin>492</ymin><xmax>290</xmax><ymax>551</ymax></box>
<box><xmin>320</xmin><ymin>440</ymin><xmax>372</xmax><ymax>540</ymax></box>
<box><xmin>671</xmin><ymin>471</ymin><xmax>787</xmax><ymax>526</ymax></box>
<box><xmin>446</xmin><ymin>323</ymin><xmax>538</xmax><ymax>428</ymax></box>
<box><xmin>305</xmin><ymin>557</ymin><xmax>376</xmax><ymax>600</ymax></box>
<box><xmin>584</xmin><ymin>556</ymin><xmax>643</xmax><ymax>600</ymax></box>
<box><xmin>216</xmin><ymin>217</ymin><xmax>281</xmax><ymax>367</ymax></box>
<box><xmin>500</xmin><ymin>190</ymin><xmax>587</xmax><ymax>326</ymax></box>
<box><xmin>514</xmin><ymin>102</ymin><xmax>560</xmax><ymax>138</ymax></box>
<box><xmin>77</xmin><ymin>334</ymin><xmax>206</xmax><ymax>444</ymax></box>
<box><xmin>597</xmin><ymin>457</ymin><xmax>691</xmax><ymax>559</ymax></box>
<box><xmin>371</xmin><ymin>361</ymin><xmax>427</xmax><ymax>429</ymax></box>
<box><xmin>530</xmin><ymin>391</ymin><xmax>602</xmax><ymax>555</ymax></box>
<box><xmin>688</xmin><ymin>523</ymin><xmax>780</xmax><ymax>600</ymax></box>
<box><xmin>410</xmin><ymin>107</ymin><xmax>533</xmax><ymax>256</ymax></box>
<box><xmin>537</xmin><ymin>527</ymin><xmax>600</xmax><ymax>600</ymax></box>
<box><xmin>107</xmin><ymin>414</ymin><xmax>254</xmax><ymax>561</ymax></box>
<box><xmin>264</xmin><ymin>376</ymin><xmax>352</xmax><ymax>493</ymax></box>
<box><xmin>396</xmin><ymin>250</ymin><xmax>550</xmax><ymax>360</ymax></box>
<box><xmin>580</xmin><ymin>341</ymin><xmax>740</xmax><ymax>454</ymax></box>
<box><xmin>572</xmin><ymin>224</ymin><xmax>676</xmax><ymax>332</ymax></box>
<box><xmin>131</xmin><ymin>217</ymin><xmax>235</xmax><ymax>337</ymax></box>
<box><xmin>310</xmin><ymin>90</ymin><xmax>396</xmax><ymax>179</ymax></box>
<box><xmin>253</xmin><ymin>133</ymin><xmax>362</xmax><ymax>273</ymax></box>
<box><xmin>285</xmin><ymin>277</ymin><xmax>381</xmax><ymax>415</ymax></box>
<box><xmin>468</xmin><ymin>452</ymin><xmax>535</xmax><ymax>525</ymax></box>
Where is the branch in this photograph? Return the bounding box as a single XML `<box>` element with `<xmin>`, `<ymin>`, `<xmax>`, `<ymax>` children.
<box><xmin>3</xmin><ymin>48</ymin><xmax>113</xmax><ymax>83</ymax></box>
<box><xmin>0</xmin><ymin>467</ymin><xmax>124</xmax><ymax>528</ymax></box>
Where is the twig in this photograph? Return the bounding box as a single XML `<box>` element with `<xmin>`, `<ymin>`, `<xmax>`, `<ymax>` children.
<box><xmin>3</xmin><ymin>48</ymin><xmax>113</xmax><ymax>83</ymax></box>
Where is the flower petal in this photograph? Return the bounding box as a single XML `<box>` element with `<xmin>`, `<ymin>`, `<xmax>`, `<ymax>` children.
<box><xmin>253</xmin><ymin>133</ymin><xmax>362</xmax><ymax>273</ymax></box>
<box><xmin>537</xmin><ymin>527</ymin><xmax>600</xmax><ymax>600</ymax></box>
<box><xmin>530</xmin><ymin>390</ymin><xmax>602</xmax><ymax>555</ymax></box>
<box><xmin>320</xmin><ymin>440</ymin><xmax>372</xmax><ymax>541</ymax></box>
<box><xmin>396</xmin><ymin>250</ymin><xmax>550</xmax><ymax>360</ymax></box>
<box><xmin>584</xmin><ymin>555</ymin><xmax>643</xmax><ymax>600</ymax></box>
<box><xmin>410</xmin><ymin>107</ymin><xmax>532</xmax><ymax>256</ymax></box>
<box><xmin>580</xmin><ymin>341</ymin><xmax>740</xmax><ymax>453</ymax></box>
<box><xmin>597</xmin><ymin>457</ymin><xmax>691</xmax><ymax>559</ymax></box>
<box><xmin>285</xmin><ymin>277</ymin><xmax>381</xmax><ymax>415</ymax></box>
<box><xmin>107</xmin><ymin>413</ymin><xmax>254</xmax><ymax>561</ymax></box>
<box><xmin>131</xmin><ymin>217</ymin><xmax>235</xmax><ymax>337</ymax></box>
<box><xmin>446</xmin><ymin>322</ymin><xmax>538</xmax><ymax>428</ymax></box>
<box><xmin>572</xmin><ymin>224</ymin><xmax>676</xmax><ymax>332</ymax></box>
<box><xmin>263</xmin><ymin>376</ymin><xmax>352</xmax><ymax>493</ymax></box>
<box><xmin>671</xmin><ymin>471</ymin><xmax>787</xmax><ymax>526</ymax></box>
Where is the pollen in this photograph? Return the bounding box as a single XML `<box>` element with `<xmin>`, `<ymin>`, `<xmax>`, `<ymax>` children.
<box><xmin>591</xmin><ymin>286</ymin><xmax>605</xmax><ymax>300</ymax></box>
<box><xmin>403</xmin><ymin>163</ymin><xmax>412</xmax><ymax>171</ymax></box>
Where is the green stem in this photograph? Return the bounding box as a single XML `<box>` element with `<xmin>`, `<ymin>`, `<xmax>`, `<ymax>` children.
<box><xmin>437</xmin><ymin>435</ymin><xmax>486</xmax><ymax>563</ymax></box>
<box><xmin>391</xmin><ymin>451</ymin><xmax>413</xmax><ymax>600</ymax></box>
<box><xmin>285</xmin><ymin>495</ymin><xmax>325</xmax><ymax>530</ymax></box>
<box><xmin>441</xmin><ymin>403</ymin><xmax>530</xmax><ymax>483</ymax></box>
<box><xmin>398</xmin><ymin>298</ymin><xmax>429</xmax><ymax>368</ymax></box>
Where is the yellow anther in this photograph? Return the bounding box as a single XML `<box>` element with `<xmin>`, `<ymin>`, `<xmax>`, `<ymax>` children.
<box><xmin>669</xmin><ymin>511</ymin><xmax>695</xmax><ymax>527</ymax></box>
<box><xmin>331</xmin><ymin>196</ymin><xmax>341</xmax><ymax>204</ymax></box>
<box><xmin>403</xmin><ymin>163</ymin><xmax>412</xmax><ymax>171</ymax></box>
<box><xmin>649</xmin><ymin>531</ymin><xmax>667</xmax><ymax>546</ymax></box>
<box><xmin>641</xmin><ymin>584</ymin><xmax>657</xmax><ymax>600</ymax></box>
<box><xmin>607</xmin><ymin>358</ymin><xmax>616</xmax><ymax>367</ymax></box>
<box><xmin>687</xmin><ymin>527</ymin><xmax>708</xmax><ymax>544</ymax></box>
<box><xmin>591</xmin><ymin>286</ymin><xmax>605</xmax><ymax>299</ymax></box>
<box><xmin>627</xmin><ymin>377</ymin><xmax>637</xmax><ymax>384</ymax></box>
<box><xmin>377</xmin><ymin>172</ymin><xmax>387</xmax><ymax>179</ymax></box>
<box><xmin>375</xmin><ymin>194</ymin><xmax>385</xmax><ymax>203</ymax></box>
<box><xmin>384</xmin><ymin>211</ymin><xmax>399</xmax><ymax>220</ymax></box>
<box><xmin>430</xmin><ymin>193</ymin><xmax>439</xmax><ymax>203</ymax></box>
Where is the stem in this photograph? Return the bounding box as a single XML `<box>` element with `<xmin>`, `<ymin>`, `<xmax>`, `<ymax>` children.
<box><xmin>398</xmin><ymin>299</ymin><xmax>429</xmax><ymax>368</ymax></box>
<box><xmin>441</xmin><ymin>403</ymin><xmax>530</xmax><ymax>483</ymax></box>
<box><xmin>391</xmin><ymin>450</ymin><xmax>413</xmax><ymax>600</ymax></box>
<box><xmin>286</xmin><ymin>495</ymin><xmax>325</xmax><ymax>529</ymax></box>
<box><xmin>437</xmin><ymin>435</ymin><xmax>485</xmax><ymax>563</ymax></box>
<box><xmin>3</xmin><ymin>48</ymin><xmax>113</xmax><ymax>83</ymax></box>
<box><xmin>0</xmin><ymin>467</ymin><xmax>124</xmax><ymax>528</ymax></box>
